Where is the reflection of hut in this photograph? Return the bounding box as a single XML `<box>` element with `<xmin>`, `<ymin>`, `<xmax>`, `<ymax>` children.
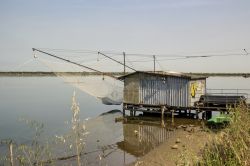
<box><xmin>117</xmin><ymin>122</ymin><xmax>174</xmax><ymax>157</ymax></box>
<box><xmin>119</xmin><ymin>71</ymin><xmax>206</xmax><ymax>114</ymax></box>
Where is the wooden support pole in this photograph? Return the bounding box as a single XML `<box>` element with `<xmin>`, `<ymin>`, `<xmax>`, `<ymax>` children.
<box><xmin>123</xmin><ymin>52</ymin><xmax>126</xmax><ymax>75</ymax></box>
<box><xmin>130</xmin><ymin>110</ymin><xmax>132</xmax><ymax>116</ymax></box>
<box><xmin>171</xmin><ymin>110</ymin><xmax>175</xmax><ymax>126</ymax></box>
<box><xmin>206</xmin><ymin>111</ymin><xmax>212</xmax><ymax>120</ymax></box>
<box><xmin>153</xmin><ymin>55</ymin><xmax>156</xmax><ymax>72</ymax></box>
<box><xmin>188</xmin><ymin>110</ymin><xmax>191</xmax><ymax>118</ymax></box>
<box><xmin>123</xmin><ymin>104</ymin><xmax>127</xmax><ymax>117</ymax></box>
<box><xmin>202</xmin><ymin>111</ymin><xmax>205</xmax><ymax>120</ymax></box>
<box><xmin>9</xmin><ymin>141</ymin><xmax>14</xmax><ymax>166</ymax></box>
<box><xmin>201</xmin><ymin>118</ymin><xmax>205</xmax><ymax>129</ymax></box>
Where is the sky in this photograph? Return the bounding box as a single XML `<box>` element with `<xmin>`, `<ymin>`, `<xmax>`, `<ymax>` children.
<box><xmin>0</xmin><ymin>0</ymin><xmax>250</xmax><ymax>72</ymax></box>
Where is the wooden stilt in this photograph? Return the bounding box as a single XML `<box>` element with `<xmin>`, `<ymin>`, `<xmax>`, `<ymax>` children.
<box><xmin>9</xmin><ymin>141</ymin><xmax>14</xmax><ymax>166</ymax></box>
<box><xmin>171</xmin><ymin>110</ymin><xmax>175</xmax><ymax>126</ymax></box>
<box><xmin>188</xmin><ymin>110</ymin><xmax>191</xmax><ymax>118</ymax></box>
<box><xmin>123</xmin><ymin>104</ymin><xmax>127</xmax><ymax>117</ymax></box>
<box><xmin>206</xmin><ymin>111</ymin><xmax>212</xmax><ymax>120</ymax></box>
<box><xmin>202</xmin><ymin>111</ymin><xmax>206</xmax><ymax>120</ymax></box>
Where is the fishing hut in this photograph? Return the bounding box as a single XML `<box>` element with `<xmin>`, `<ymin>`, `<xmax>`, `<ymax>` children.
<box><xmin>119</xmin><ymin>71</ymin><xmax>207</xmax><ymax>118</ymax></box>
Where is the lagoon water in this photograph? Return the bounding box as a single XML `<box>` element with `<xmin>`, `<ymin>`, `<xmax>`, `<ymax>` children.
<box><xmin>0</xmin><ymin>77</ymin><xmax>135</xmax><ymax>165</ymax></box>
<box><xmin>0</xmin><ymin>76</ymin><xmax>250</xmax><ymax>165</ymax></box>
<box><xmin>0</xmin><ymin>77</ymin><xmax>120</xmax><ymax>139</ymax></box>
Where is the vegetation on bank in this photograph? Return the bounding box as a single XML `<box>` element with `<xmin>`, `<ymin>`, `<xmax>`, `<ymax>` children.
<box><xmin>199</xmin><ymin>103</ymin><xmax>250</xmax><ymax>166</ymax></box>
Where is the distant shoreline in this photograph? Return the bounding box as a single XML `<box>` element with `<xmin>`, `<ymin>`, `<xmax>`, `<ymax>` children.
<box><xmin>0</xmin><ymin>71</ymin><xmax>250</xmax><ymax>78</ymax></box>
<box><xmin>0</xmin><ymin>71</ymin><xmax>126</xmax><ymax>77</ymax></box>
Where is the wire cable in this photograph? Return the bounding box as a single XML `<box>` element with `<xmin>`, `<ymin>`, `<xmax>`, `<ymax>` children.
<box><xmin>37</xmin><ymin>48</ymin><xmax>250</xmax><ymax>58</ymax></box>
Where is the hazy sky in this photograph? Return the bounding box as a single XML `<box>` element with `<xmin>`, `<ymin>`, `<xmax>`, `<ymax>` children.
<box><xmin>1</xmin><ymin>0</ymin><xmax>250</xmax><ymax>72</ymax></box>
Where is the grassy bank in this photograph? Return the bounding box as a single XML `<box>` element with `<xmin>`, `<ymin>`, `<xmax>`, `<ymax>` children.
<box><xmin>199</xmin><ymin>104</ymin><xmax>250</xmax><ymax>166</ymax></box>
<box><xmin>133</xmin><ymin>104</ymin><xmax>249</xmax><ymax>166</ymax></box>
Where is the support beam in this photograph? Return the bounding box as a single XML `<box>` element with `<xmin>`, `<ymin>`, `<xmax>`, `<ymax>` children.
<box><xmin>123</xmin><ymin>52</ymin><xmax>126</xmax><ymax>75</ymax></box>
<box><xmin>153</xmin><ymin>55</ymin><xmax>156</xmax><ymax>72</ymax></box>
<box><xmin>32</xmin><ymin>48</ymin><xmax>118</xmax><ymax>80</ymax></box>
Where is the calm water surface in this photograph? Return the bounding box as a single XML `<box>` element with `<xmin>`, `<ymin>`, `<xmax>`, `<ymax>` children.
<box><xmin>0</xmin><ymin>77</ymin><xmax>135</xmax><ymax>165</ymax></box>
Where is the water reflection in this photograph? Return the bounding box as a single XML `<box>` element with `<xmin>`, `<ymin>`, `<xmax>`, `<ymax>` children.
<box><xmin>117</xmin><ymin>119</ymin><xmax>174</xmax><ymax>157</ymax></box>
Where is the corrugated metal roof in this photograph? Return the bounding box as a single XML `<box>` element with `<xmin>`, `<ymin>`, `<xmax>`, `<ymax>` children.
<box><xmin>189</xmin><ymin>75</ymin><xmax>208</xmax><ymax>80</ymax></box>
<box><xmin>118</xmin><ymin>71</ymin><xmax>191</xmax><ymax>80</ymax></box>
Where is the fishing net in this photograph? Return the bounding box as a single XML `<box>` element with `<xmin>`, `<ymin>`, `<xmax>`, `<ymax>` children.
<box><xmin>35</xmin><ymin>53</ymin><xmax>124</xmax><ymax>105</ymax></box>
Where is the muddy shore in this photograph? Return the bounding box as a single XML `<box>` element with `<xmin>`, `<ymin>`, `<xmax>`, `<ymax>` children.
<box><xmin>130</xmin><ymin>125</ymin><xmax>215</xmax><ymax>166</ymax></box>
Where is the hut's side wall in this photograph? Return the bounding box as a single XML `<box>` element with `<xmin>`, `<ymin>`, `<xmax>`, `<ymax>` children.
<box><xmin>124</xmin><ymin>75</ymin><xmax>140</xmax><ymax>104</ymax></box>
<box><xmin>138</xmin><ymin>73</ymin><xmax>189</xmax><ymax>107</ymax></box>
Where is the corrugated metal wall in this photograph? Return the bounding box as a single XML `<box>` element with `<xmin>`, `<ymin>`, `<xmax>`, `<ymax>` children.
<box><xmin>137</xmin><ymin>73</ymin><xmax>189</xmax><ymax>107</ymax></box>
<box><xmin>124</xmin><ymin>76</ymin><xmax>140</xmax><ymax>104</ymax></box>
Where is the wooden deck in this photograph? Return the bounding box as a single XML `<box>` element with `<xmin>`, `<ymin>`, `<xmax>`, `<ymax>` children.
<box><xmin>122</xmin><ymin>103</ymin><xmax>234</xmax><ymax>120</ymax></box>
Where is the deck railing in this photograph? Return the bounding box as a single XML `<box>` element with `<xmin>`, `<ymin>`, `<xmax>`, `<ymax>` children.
<box><xmin>206</xmin><ymin>88</ymin><xmax>250</xmax><ymax>103</ymax></box>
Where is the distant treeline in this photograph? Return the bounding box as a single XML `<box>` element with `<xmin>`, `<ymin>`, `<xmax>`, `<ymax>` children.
<box><xmin>0</xmin><ymin>71</ymin><xmax>250</xmax><ymax>78</ymax></box>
